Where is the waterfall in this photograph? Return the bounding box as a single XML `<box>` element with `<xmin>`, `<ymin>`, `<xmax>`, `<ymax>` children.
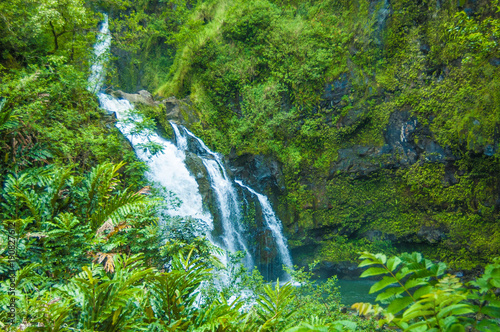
<box><xmin>90</xmin><ymin>14</ymin><xmax>212</xmax><ymax>232</ymax></box>
<box><xmin>88</xmin><ymin>14</ymin><xmax>111</xmax><ymax>94</ymax></box>
<box><xmin>235</xmin><ymin>180</ymin><xmax>293</xmax><ymax>272</ymax></box>
<box><xmin>170</xmin><ymin>122</ymin><xmax>253</xmax><ymax>269</ymax></box>
<box><xmin>98</xmin><ymin>95</ymin><xmax>212</xmax><ymax>230</ymax></box>
<box><xmin>89</xmin><ymin>13</ymin><xmax>292</xmax><ymax>280</ymax></box>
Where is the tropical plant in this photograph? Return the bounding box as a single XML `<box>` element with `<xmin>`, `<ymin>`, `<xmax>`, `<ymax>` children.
<box><xmin>354</xmin><ymin>252</ymin><xmax>500</xmax><ymax>331</ymax></box>
<box><xmin>254</xmin><ymin>279</ymin><xmax>296</xmax><ymax>331</ymax></box>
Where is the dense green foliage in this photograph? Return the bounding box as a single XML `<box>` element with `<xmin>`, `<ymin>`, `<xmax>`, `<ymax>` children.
<box><xmin>353</xmin><ymin>251</ymin><xmax>500</xmax><ymax>331</ymax></box>
<box><xmin>106</xmin><ymin>0</ymin><xmax>202</xmax><ymax>92</ymax></box>
<box><xmin>1</xmin><ymin>0</ymin><xmax>500</xmax><ymax>330</ymax></box>
<box><xmin>155</xmin><ymin>0</ymin><xmax>500</xmax><ymax>269</ymax></box>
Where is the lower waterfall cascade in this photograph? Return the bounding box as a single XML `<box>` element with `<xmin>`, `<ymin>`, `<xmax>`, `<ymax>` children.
<box><xmin>91</xmin><ymin>13</ymin><xmax>293</xmax><ymax>280</ymax></box>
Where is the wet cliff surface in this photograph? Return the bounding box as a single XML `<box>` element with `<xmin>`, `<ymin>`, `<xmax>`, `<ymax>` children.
<box><xmin>115</xmin><ymin>0</ymin><xmax>500</xmax><ymax>275</ymax></box>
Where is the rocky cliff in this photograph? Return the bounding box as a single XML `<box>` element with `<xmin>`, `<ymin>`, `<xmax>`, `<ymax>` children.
<box><xmin>116</xmin><ymin>0</ymin><xmax>500</xmax><ymax>274</ymax></box>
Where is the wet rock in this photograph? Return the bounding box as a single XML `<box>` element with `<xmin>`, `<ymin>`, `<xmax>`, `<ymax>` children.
<box><xmin>227</xmin><ymin>153</ymin><xmax>285</xmax><ymax>195</ymax></box>
<box><xmin>490</xmin><ymin>58</ymin><xmax>500</xmax><ymax>66</ymax></box>
<box><xmin>484</xmin><ymin>144</ymin><xmax>497</xmax><ymax>156</ymax></box>
<box><xmin>383</xmin><ymin>110</ymin><xmax>419</xmax><ymax>165</ymax></box>
<box><xmin>417</xmin><ymin>225</ymin><xmax>447</xmax><ymax>244</ymax></box>
<box><xmin>329</xmin><ymin>146</ymin><xmax>382</xmax><ymax>178</ymax></box>
<box><xmin>183</xmin><ymin>152</ymin><xmax>214</xmax><ymax>210</ymax></box>
<box><xmin>360</xmin><ymin>230</ymin><xmax>396</xmax><ymax>242</ymax></box>
<box><xmin>443</xmin><ymin>164</ymin><xmax>459</xmax><ymax>186</ymax></box>
<box><xmin>420</xmin><ymin>43</ymin><xmax>431</xmax><ymax>55</ymax></box>
<box><xmin>112</xmin><ymin>89</ymin><xmax>159</xmax><ymax>107</ymax></box>
<box><xmin>162</xmin><ymin>96</ymin><xmax>200</xmax><ymax>126</ymax></box>
<box><xmin>321</xmin><ymin>75</ymin><xmax>351</xmax><ymax>109</ymax></box>
<box><xmin>315</xmin><ymin>261</ymin><xmax>365</xmax><ymax>280</ymax></box>
<box><xmin>373</xmin><ymin>0</ymin><xmax>391</xmax><ymax>45</ymax></box>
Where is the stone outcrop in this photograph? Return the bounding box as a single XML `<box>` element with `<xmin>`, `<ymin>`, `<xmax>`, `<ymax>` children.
<box><xmin>112</xmin><ymin>90</ymin><xmax>160</xmax><ymax>107</ymax></box>
<box><xmin>162</xmin><ymin>96</ymin><xmax>200</xmax><ymax>126</ymax></box>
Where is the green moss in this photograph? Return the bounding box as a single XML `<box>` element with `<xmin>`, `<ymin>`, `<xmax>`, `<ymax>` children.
<box><xmin>137</xmin><ymin>103</ymin><xmax>174</xmax><ymax>140</ymax></box>
<box><xmin>156</xmin><ymin>0</ymin><xmax>500</xmax><ymax>270</ymax></box>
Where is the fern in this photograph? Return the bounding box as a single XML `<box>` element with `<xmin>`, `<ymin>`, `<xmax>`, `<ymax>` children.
<box><xmin>255</xmin><ymin>279</ymin><xmax>296</xmax><ymax>331</ymax></box>
<box><xmin>284</xmin><ymin>316</ymin><xmax>358</xmax><ymax>332</ymax></box>
<box><xmin>58</xmin><ymin>254</ymin><xmax>154</xmax><ymax>331</ymax></box>
<box><xmin>465</xmin><ymin>258</ymin><xmax>500</xmax><ymax>331</ymax></box>
<box><xmin>190</xmin><ymin>294</ymin><xmax>244</xmax><ymax>331</ymax></box>
<box><xmin>0</xmin><ymin>98</ymin><xmax>19</xmax><ymax>133</ymax></box>
<box><xmin>24</xmin><ymin>293</ymin><xmax>73</xmax><ymax>332</ymax></box>
<box><xmin>83</xmin><ymin>162</ymin><xmax>125</xmax><ymax>218</ymax></box>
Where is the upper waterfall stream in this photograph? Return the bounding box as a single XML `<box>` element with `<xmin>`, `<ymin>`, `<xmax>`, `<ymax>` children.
<box><xmin>91</xmin><ymin>13</ymin><xmax>293</xmax><ymax>280</ymax></box>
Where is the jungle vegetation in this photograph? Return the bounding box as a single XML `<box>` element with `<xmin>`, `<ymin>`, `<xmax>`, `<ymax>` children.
<box><xmin>154</xmin><ymin>0</ymin><xmax>500</xmax><ymax>269</ymax></box>
<box><xmin>0</xmin><ymin>0</ymin><xmax>499</xmax><ymax>331</ymax></box>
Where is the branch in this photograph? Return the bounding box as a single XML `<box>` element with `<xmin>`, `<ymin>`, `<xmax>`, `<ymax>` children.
<box><xmin>48</xmin><ymin>21</ymin><xmax>67</xmax><ymax>54</ymax></box>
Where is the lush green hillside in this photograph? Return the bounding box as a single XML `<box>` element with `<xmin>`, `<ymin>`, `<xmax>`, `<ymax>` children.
<box><xmin>1</xmin><ymin>0</ymin><xmax>500</xmax><ymax>330</ymax></box>
<box><xmin>155</xmin><ymin>0</ymin><xmax>500</xmax><ymax>270</ymax></box>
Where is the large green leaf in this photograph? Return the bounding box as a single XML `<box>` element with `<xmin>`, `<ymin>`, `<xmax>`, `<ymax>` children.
<box><xmin>370</xmin><ymin>276</ymin><xmax>398</xmax><ymax>294</ymax></box>
<box><xmin>360</xmin><ymin>267</ymin><xmax>387</xmax><ymax>278</ymax></box>
<box><xmin>386</xmin><ymin>256</ymin><xmax>402</xmax><ymax>272</ymax></box>
<box><xmin>375</xmin><ymin>286</ymin><xmax>405</xmax><ymax>302</ymax></box>
<box><xmin>387</xmin><ymin>296</ymin><xmax>414</xmax><ymax>314</ymax></box>
<box><xmin>481</xmin><ymin>305</ymin><xmax>500</xmax><ymax>318</ymax></box>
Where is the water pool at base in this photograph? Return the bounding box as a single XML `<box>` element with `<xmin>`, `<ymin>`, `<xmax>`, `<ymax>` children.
<box><xmin>337</xmin><ymin>279</ymin><xmax>377</xmax><ymax>306</ymax></box>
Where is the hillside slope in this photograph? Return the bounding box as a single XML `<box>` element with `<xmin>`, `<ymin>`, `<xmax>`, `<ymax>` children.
<box><xmin>156</xmin><ymin>0</ymin><xmax>500</xmax><ymax>271</ymax></box>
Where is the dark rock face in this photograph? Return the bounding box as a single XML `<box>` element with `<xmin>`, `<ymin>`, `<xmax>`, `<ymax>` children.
<box><xmin>315</xmin><ymin>261</ymin><xmax>365</xmax><ymax>280</ymax></box>
<box><xmin>321</xmin><ymin>75</ymin><xmax>351</xmax><ymax>110</ymax></box>
<box><xmin>183</xmin><ymin>152</ymin><xmax>213</xmax><ymax>211</ymax></box>
<box><xmin>227</xmin><ymin>153</ymin><xmax>285</xmax><ymax>194</ymax></box>
<box><xmin>372</xmin><ymin>0</ymin><xmax>391</xmax><ymax>45</ymax></box>
<box><xmin>327</xmin><ymin>109</ymin><xmax>459</xmax><ymax>179</ymax></box>
<box><xmin>383</xmin><ymin>110</ymin><xmax>420</xmax><ymax>165</ymax></box>
<box><xmin>162</xmin><ymin>97</ymin><xmax>200</xmax><ymax>126</ymax></box>
<box><xmin>382</xmin><ymin>110</ymin><xmax>457</xmax><ymax>166</ymax></box>
<box><xmin>417</xmin><ymin>225</ymin><xmax>447</xmax><ymax>244</ymax></box>
<box><xmin>490</xmin><ymin>58</ymin><xmax>500</xmax><ymax>67</ymax></box>
<box><xmin>360</xmin><ymin>230</ymin><xmax>396</xmax><ymax>243</ymax></box>
<box><xmin>329</xmin><ymin>145</ymin><xmax>382</xmax><ymax>178</ymax></box>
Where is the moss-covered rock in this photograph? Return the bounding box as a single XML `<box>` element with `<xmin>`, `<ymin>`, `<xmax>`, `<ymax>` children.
<box><xmin>149</xmin><ymin>0</ymin><xmax>500</xmax><ymax>272</ymax></box>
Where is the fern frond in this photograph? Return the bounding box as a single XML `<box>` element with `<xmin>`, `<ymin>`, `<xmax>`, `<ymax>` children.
<box><xmin>83</xmin><ymin>162</ymin><xmax>125</xmax><ymax>217</ymax></box>
<box><xmin>0</xmin><ymin>97</ymin><xmax>19</xmax><ymax>132</ymax></box>
<box><xmin>90</xmin><ymin>187</ymin><xmax>149</xmax><ymax>231</ymax></box>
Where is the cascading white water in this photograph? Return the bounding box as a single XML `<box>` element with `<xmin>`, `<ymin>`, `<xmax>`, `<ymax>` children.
<box><xmin>90</xmin><ymin>15</ymin><xmax>212</xmax><ymax>231</ymax></box>
<box><xmin>98</xmin><ymin>95</ymin><xmax>213</xmax><ymax>230</ymax></box>
<box><xmin>90</xmin><ymin>13</ymin><xmax>293</xmax><ymax>279</ymax></box>
<box><xmin>170</xmin><ymin>122</ymin><xmax>253</xmax><ymax>269</ymax></box>
<box><xmin>235</xmin><ymin>180</ymin><xmax>294</xmax><ymax>271</ymax></box>
<box><xmin>171</xmin><ymin>123</ymin><xmax>188</xmax><ymax>151</ymax></box>
<box><xmin>88</xmin><ymin>14</ymin><xmax>111</xmax><ymax>94</ymax></box>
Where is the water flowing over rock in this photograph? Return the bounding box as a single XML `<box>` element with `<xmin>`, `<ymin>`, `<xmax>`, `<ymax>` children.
<box><xmin>170</xmin><ymin>122</ymin><xmax>254</xmax><ymax>270</ymax></box>
<box><xmin>235</xmin><ymin>180</ymin><xmax>293</xmax><ymax>275</ymax></box>
<box><xmin>88</xmin><ymin>14</ymin><xmax>111</xmax><ymax>94</ymax></box>
<box><xmin>90</xmin><ymin>14</ymin><xmax>293</xmax><ymax>280</ymax></box>
<box><xmin>98</xmin><ymin>94</ymin><xmax>213</xmax><ymax>229</ymax></box>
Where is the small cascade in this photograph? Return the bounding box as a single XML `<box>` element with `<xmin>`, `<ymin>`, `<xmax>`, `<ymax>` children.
<box><xmin>171</xmin><ymin>123</ymin><xmax>188</xmax><ymax>151</ymax></box>
<box><xmin>170</xmin><ymin>122</ymin><xmax>253</xmax><ymax>269</ymax></box>
<box><xmin>235</xmin><ymin>180</ymin><xmax>293</xmax><ymax>277</ymax></box>
<box><xmin>88</xmin><ymin>14</ymin><xmax>111</xmax><ymax>94</ymax></box>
